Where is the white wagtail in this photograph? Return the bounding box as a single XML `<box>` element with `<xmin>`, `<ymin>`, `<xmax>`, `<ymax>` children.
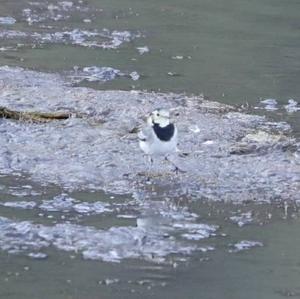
<box><xmin>138</xmin><ymin>108</ymin><xmax>182</xmax><ymax>173</ymax></box>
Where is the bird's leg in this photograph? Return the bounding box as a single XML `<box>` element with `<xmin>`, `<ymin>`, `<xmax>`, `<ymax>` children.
<box><xmin>146</xmin><ymin>155</ymin><xmax>154</xmax><ymax>178</ymax></box>
<box><xmin>137</xmin><ymin>155</ymin><xmax>152</xmax><ymax>178</ymax></box>
<box><xmin>149</xmin><ymin>156</ymin><xmax>154</xmax><ymax>165</ymax></box>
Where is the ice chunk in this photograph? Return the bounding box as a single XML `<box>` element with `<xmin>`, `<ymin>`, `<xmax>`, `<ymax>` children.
<box><xmin>0</xmin><ymin>66</ymin><xmax>298</xmax><ymax>203</ymax></box>
<box><xmin>129</xmin><ymin>71</ymin><xmax>140</xmax><ymax>81</ymax></box>
<box><xmin>285</xmin><ymin>99</ymin><xmax>300</xmax><ymax>113</ymax></box>
<box><xmin>0</xmin><ymin>216</ymin><xmax>198</xmax><ymax>263</ymax></box>
<box><xmin>0</xmin><ymin>17</ymin><xmax>16</xmax><ymax>25</ymax></box>
<box><xmin>39</xmin><ymin>194</ymin><xmax>112</xmax><ymax>214</ymax></box>
<box><xmin>28</xmin><ymin>252</ymin><xmax>48</xmax><ymax>259</ymax></box>
<box><xmin>260</xmin><ymin>98</ymin><xmax>278</xmax><ymax>111</ymax></box>
<box><xmin>68</xmin><ymin>66</ymin><xmax>140</xmax><ymax>83</ymax></box>
<box><xmin>40</xmin><ymin>194</ymin><xmax>76</xmax><ymax>212</ymax></box>
<box><xmin>71</xmin><ymin>66</ymin><xmax>121</xmax><ymax>83</ymax></box>
<box><xmin>0</xmin><ymin>201</ymin><xmax>37</xmax><ymax>209</ymax></box>
<box><xmin>230</xmin><ymin>212</ymin><xmax>253</xmax><ymax>227</ymax></box>
<box><xmin>229</xmin><ymin>240</ymin><xmax>263</xmax><ymax>252</ymax></box>
<box><xmin>136</xmin><ymin>46</ymin><xmax>149</xmax><ymax>55</ymax></box>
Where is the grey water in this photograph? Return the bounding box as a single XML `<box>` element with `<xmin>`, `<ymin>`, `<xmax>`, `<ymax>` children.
<box><xmin>1</xmin><ymin>0</ymin><xmax>300</xmax><ymax>105</ymax></box>
<box><xmin>0</xmin><ymin>0</ymin><xmax>300</xmax><ymax>298</ymax></box>
<box><xmin>1</xmin><ymin>174</ymin><xmax>300</xmax><ymax>299</ymax></box>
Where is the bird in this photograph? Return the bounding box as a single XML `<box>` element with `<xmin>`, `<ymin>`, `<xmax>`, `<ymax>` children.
<box><xmin>138</xmin><ymin>108</ymin><xmax>181</xmax><ymax>173</ymax></box>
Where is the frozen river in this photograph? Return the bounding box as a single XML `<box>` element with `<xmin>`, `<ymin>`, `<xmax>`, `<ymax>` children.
<box><xmin>0</xmin><ymin>0</ymin><xmax>300</xmax><ymax>298</ymax></box>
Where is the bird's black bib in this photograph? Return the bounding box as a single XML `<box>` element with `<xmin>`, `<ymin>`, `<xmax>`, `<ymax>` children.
<box><xmin>153</xmin><ymin>123</ymin><xmax>175</xmax><ymax>141</ymax></box>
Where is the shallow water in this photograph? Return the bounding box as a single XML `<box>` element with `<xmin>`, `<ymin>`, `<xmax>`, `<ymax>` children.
<box><xmin>0</xmin><ymin>0</ymin><xmax>300</xmax><ymax>298</ymax></box>
<box><xmin>1</xmin><ymin>174</ymin><xmax>300</xmax><ymax>299</ymax></box>
<box><xmin>0</xmin><ymin>0</ymin><xmax>300</xmax><ymax>102</ymax></box>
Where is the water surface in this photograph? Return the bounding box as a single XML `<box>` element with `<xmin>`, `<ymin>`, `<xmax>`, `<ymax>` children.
<box><xmin>1</xmin><ymin>174</ymin><xmax>300</xmax><ymax>299</ymax></box>
<box><xmin>0</xmin><ymin>0</ymin><xmax>300</xmax><ymax>105</ymax></box>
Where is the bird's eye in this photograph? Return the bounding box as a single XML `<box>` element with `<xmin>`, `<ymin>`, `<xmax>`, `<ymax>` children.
<box><xmin>157</xmin><ymin>113</ymin><xmax>160</xmax><ymax>116</ymax></box>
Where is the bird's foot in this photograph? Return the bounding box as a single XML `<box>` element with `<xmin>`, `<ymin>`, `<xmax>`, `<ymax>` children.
<box><xmin>164</xmin><ymin>156</ymin><xmax>186</xmax><ymax>174</ymax></box>
<box><xmin>173</xmin><ymin>165</ymin><xmax>186</xmax><ymax>174</ymax></box>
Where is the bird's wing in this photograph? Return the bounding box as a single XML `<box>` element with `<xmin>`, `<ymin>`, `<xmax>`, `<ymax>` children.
<box><xmin>138</xmin><ymin>126</ymin><xmax>153</xmax><ymax>142</ymax></box>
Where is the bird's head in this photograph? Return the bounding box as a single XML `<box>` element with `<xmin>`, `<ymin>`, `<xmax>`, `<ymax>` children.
<box><xmin>147</xmin><ymin>108</ymin><xmax>170</xmax><ymax>127</ymax></box>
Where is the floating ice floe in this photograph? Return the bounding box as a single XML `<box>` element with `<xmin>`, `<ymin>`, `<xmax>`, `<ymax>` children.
<box><xmin>69</xmin><ymin>66</ymin><xmax>121</xmax><ymax>83</ymax></box>
<box><xmin>285</xmin><ymin>99</ymin><xmax>300</xmax><ymax>113</ymax></box>
<box><xmin>0</xmin><ymin>17</ymin><xmax>16</xmax><ymax>25</ymax></box>
<box><xmin>56</xmin><ymin>1</ymin><xmax>74</xmax><ymax>10</ymax></box>
<box><xmin>177</xmin><ymin>223</ymin><xmax>218</xmax><ymax>240</ymax></box>
<box><xmin>28</xmin><ymin>252</ymin><xmax>48</xmax><ymax>259</ymax></box>
<box><xmin>229</xmin><ymin>240</ymin><xmax>263</xmax><ymax>253</ymax></box>
<box><xmin>99</xmin><ymin>278</ymin><xmax>120</xmax><ymax>285</ymax></box>
<box><xmin>67</xmin><ymin>66</ymin><xmax>140</xmax><ymax>83</ymax></box>
<box><xmin>0</xmin><ymin>180</ymin><xmax>218</xmax><ymax>263</ymax></box>
<box><xmin>171</xmin><ymin>55</ymin><xmax>184</xmax><ymax>60</ymax></box>
<box><xmin>0</xmin><ymin>66</ymin><xmax>299</xmax><ymax>203</ymax></box>
<box><xmin>0</xmin><ymin>30</ymin><xmax>27</xmax><ymax>39</ymax></box>
<box><xmin>129</xmin><ymin>71</ymin><xmax>140</xmax><ymax>81</ymax></box>
<box><xmin>39</xmin><ymin>193</ymin><xmax>112</xmax><ymax>214</ymax></box>
<box><xmin>22</xmin><ymin>7</ymin><xmax>64</xmax><ymax>24</ymax></box>
<box><xmin>0</xmin><ymin>201</ymin><xmax>37</xmax><ymax>209</ymax></box>
<box><xmin>0</xmin><ymin>201</ymin><xmax>217</xmax><ymax>262</ymax></box>
<box><xmin>136</xmin><ymin>46</ymin><xmax>149</xmax><ymax>55</ymax></box>
<box><xmin>0</xmin><ymin>46</ymin><xmax>17</xmax><ymax>52</ymax></box>
<box><xmin>167</xmin><ymin>72</ymin><xmax>181</xmax><ymax>77</ymax></box>
<box><xmin>0</xmin><ymin>192</ymin><xmax>113</xmax><ymax>215</ymax></box>
<box><xmin>230</xmin><ymin>212</ymin><xmax>253</xmax><ymax>227</ymax></box>
<box><xmin>259</xmin><ymin>98</ymin><xmax>278</xmax><ymax>111</ymax></box>
<box><xmin>47</xmin><ymin>29</ymin><xmax>139</xmax><ymax>49</ymax></box>
<box><xmin>3</xmin><ymin>186</ymin><xmax>42</xmax><ymax>197</ymax></box>
<box><xmin>22</xmin><ymin>0</ymin><xmax>88</xmax><ymax>25</ymax></box>
<box><xmin>258</xmin><ymin>98</ymin><xmax>300</xmax><ymax>113</ymax></box>
<box><xmin>0</xmin><ymin>28</ymin><xmax>140</xmax><ymax>50</ymax></box>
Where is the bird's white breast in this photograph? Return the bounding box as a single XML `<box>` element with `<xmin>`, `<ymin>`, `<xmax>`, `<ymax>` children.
<box><xmin>139</xmin><ymin>127</ymin><xmax>177</xmax><ymax>156</ymax></box>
